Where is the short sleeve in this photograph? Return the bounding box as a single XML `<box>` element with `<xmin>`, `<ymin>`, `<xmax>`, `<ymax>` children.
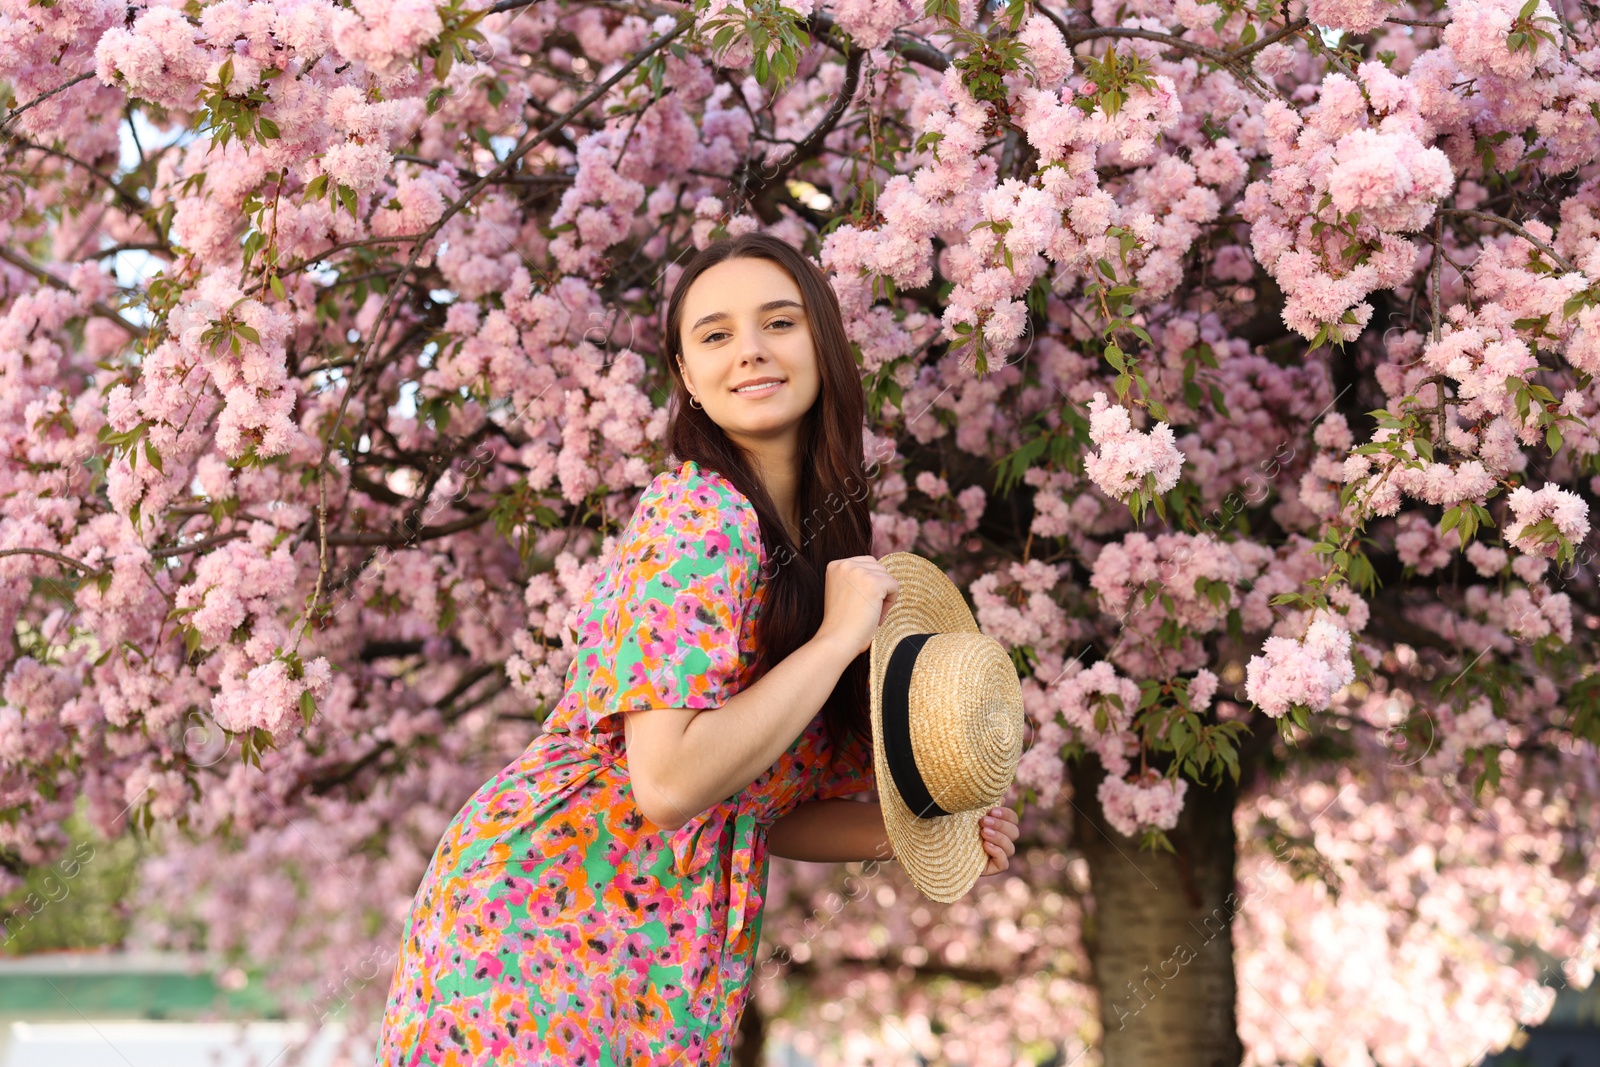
<box><xmin>586</xmin><ymin>465</ymin><xmax>761</xmax><ymax>738</ymax></box>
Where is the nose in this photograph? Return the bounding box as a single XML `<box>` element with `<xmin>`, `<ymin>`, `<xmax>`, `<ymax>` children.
<box><xmin>736</xmin><ymin>319</ymin><xmax>773</xmax><ymax>361</ymax></box>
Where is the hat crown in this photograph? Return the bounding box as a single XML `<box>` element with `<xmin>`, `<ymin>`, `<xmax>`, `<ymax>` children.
<box><xmin>901</xmin><ymin>633</ymin><xmax>1024</xmax><ymax>813</ymax></box>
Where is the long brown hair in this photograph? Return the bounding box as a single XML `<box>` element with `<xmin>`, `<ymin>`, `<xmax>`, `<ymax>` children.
<box><xmin>662</xmin><ymin>231</ymin><xmax>875</xmax><ymax>760</ymax></box>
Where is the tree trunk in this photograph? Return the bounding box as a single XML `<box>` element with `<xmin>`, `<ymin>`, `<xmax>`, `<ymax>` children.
<box><xmin>1072</xmin><ymin>759</ymin><xmax>1243</xmax><ymax>1067</ymax></box>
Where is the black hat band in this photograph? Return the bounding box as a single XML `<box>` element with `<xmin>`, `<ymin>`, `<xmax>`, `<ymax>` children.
<box><xmin>883</xmin><ymin>632</ymin><xmax>950</xmax><ymax>820</ymax></box>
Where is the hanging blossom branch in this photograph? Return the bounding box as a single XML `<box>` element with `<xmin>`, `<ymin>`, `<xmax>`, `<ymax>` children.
<box><xmin>0</xmin><ymin>0</ymin><xmax>1596</xmax><ymax>1060</ymax></box>
<box><xmin>0</xmin><ymin>70</ymin><xmax>96</xmax><ymax>135</ymax></box>
<box><xmin>303</xmin><ymin>11</ymin><xmax>699</xmax><ymax>623</ymax></box>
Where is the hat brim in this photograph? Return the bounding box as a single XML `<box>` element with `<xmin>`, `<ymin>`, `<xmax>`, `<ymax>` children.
<box><xmin>869</xmin><ymin>553</ymin><xmax>994</xmax><ymax>904</ymax></box>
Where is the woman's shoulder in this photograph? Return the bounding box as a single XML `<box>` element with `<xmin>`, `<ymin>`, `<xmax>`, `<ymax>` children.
<box><xmin>635</xmin><ymin>459</ymin><xmax>764</xmax><ymax>565</ymax></box>
<box><xmin>653</xmin><ymin>458</ymin><xmax>748</xmax><ymax>506</ymax></box>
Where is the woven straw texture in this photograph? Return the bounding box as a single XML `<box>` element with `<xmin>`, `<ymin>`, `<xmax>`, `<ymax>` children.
<box><xmin>870</xmin><ymin>553</ymin><xmax>1025</xmax><ymax>903</ymax></box>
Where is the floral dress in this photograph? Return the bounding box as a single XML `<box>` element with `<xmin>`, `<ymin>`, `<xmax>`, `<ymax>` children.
<box><xmin>375</xmin><ymin>458</ymin><xmax>875</xmax><ymax>1066</ymax></box>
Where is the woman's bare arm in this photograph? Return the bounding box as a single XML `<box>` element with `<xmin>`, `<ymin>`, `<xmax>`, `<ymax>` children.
<box><xmin>623</xmin><ymin>632</ymin><xmax>858</xmax><ymax>831</ymax></box>
<box><xmin>767</xmin><ymin>798</ymin><xmax>893</xmax><ymax>863</ymax></box>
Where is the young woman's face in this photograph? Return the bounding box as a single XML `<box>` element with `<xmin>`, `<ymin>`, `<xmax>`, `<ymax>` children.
<box><xmin>676</xmin><ymin>257</ymin><xmax>822</xmax><ymax>442</ymax></box>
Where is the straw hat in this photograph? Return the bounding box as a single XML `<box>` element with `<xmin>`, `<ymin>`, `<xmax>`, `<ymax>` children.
<box><xmin>869</xmin><ymin>552</ymin><xmax>1025</xmax><ymax>903</ymax></box>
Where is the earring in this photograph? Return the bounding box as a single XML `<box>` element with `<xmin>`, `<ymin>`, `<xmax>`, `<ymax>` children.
<box><xmin>689</xmin><ymin>395</ymin><xmax>703</xmax><ymax>410</ymax></box>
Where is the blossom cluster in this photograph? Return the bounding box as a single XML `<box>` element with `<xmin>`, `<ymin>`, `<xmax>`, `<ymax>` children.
<box><xmin>1245</xmin><ymin>616</ymin><xmax>1358</xmax><ymax>719</ymax></box>
<box><xmin>1</xmin><ymin>0</ymin><xmax>1597</xmax><ymax>1060</ymax></box>
<box><xmin>1083</xmin><ymin>391</ymin><xmax>1185</xmax><ymax>502</ymax></box>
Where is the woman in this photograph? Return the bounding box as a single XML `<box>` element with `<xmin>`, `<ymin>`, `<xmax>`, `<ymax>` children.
<box><xmin>374</xmin><ymin>232</ymin><xmax>1022</xmax><ymax>1065</ymax></box>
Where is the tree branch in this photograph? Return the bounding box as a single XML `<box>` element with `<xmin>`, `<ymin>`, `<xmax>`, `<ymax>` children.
<box><xmin>308</xmin><ymin>13</ymin><xmax>698</xmax><ymax>625</ymax></box>
<box><xmin>149</xmin><ymin>529</ymin><xmax>248</xmax><ymax>559</ymax></box>
<box><xmin>1440</xmin><ymin>208</ymin><xmax>1575</xmax><ymax>273</ymax></box>
<box><xmin>743</xmin><ymin>47</ymin><xmax>865</xmax><ymax>198</ymax></box>
<box><xmin>323</xmin><ymin>506</ymin><xmax>495</xmax><ymax>547</ymax></box>
<box><xmin>0</xmin><ymin>71</ymin><xmax>97</xmax><ymax>136</ymax></box>
<box><xmin>0</xmin><ymin>133</ymin><xmax>147</xmax><ymax>213</ymax></box>
<box><xmin>1234</xmin><ymin>17</ymin><xmax>1309</xmax><ymax>58</ymax></box>
<box><xmin>0</xmin><ymin>547</ymin><xmax>103</xmax><ymax>574</ymax></box>
<box><xmin>806</xmin><ymin>11</ymin><xmax>951</xmax><ymax>70</ymax></box>
<box><xmin>0</xmin><ymin>246</ymin><xmax>148</xmax><ymax>338</ymax></box>
<box><xmin>1063</xmin><ymin>25</ymin><xmax>1281</xmax><ymax>99</ymax></box>
<box><xmin>303</xmin><ymin>665</ymin><xmax>507</xmax><ymax>797</ymax></box>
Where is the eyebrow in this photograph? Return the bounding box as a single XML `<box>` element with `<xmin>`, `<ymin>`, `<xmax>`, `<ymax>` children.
<box><xmin>689</xmin><ymin>299</ymin><xmax>805</xmax><ymax>334</ymax></box>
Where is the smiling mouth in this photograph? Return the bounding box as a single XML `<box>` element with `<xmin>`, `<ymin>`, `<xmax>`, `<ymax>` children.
<box><xmin>732</xmin><ymin>381</ymin><xmax>785</xmax><ymax>396</ymax></box>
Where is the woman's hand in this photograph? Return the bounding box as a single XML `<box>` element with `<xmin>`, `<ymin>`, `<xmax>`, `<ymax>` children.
<box><xmin>976</xmin><ymin>805</ymin><xmax>1019</xmax><ymax>877</ymax></box>
<box><xmin>815</xmin><ymin>555</ymin><xmax>901</xmax><ymax>659</ymax></box>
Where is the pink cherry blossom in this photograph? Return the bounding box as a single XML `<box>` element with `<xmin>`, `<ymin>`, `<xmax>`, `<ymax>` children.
<box><xmin>3</xmin><ymin>0</ymin><xmax>1598</xmax><ymax>1062</ymax></box>
<box><xmin>1083</xmin><ymin>391</ymin><xmax>1185</xmax><ymax>501</ymax></box>
<box><xmin>1504</xmin><ymin>484</ymin><xmax>1591</xmax><ymax>558</ymax></box>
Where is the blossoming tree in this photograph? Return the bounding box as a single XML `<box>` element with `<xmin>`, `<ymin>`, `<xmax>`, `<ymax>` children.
<box><xmin>1</xmin><ymin>0</ymin><xmax>1597</xmax><ymax>1062</ymax></box>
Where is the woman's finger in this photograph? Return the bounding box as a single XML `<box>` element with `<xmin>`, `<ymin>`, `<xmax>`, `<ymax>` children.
<box><xmin>984</xmin><ymin>826</ymin><xmax>1015</xmax><ymax>857</ymax></box>
<box><xmin>978</xmin><ymin>837</ymin><xmax>997</xmax><ymax>876</ymax></box>
<box><xmin>983</xmin><ymin>823</ymin><xmax>1017</xmax><ymax>853</ymax></box>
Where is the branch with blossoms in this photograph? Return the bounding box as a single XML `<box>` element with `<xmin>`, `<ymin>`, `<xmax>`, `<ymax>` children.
<box><xmin>2</xmin><ymin>0</ymin><xmax>1599</xmax><ymax>1057</ymax></box>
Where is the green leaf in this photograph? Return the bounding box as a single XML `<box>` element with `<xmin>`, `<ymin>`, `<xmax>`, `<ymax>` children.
<box><xmin>218</xmin><ymin>57</ymin><xmax>234</xmax><ymax>91</ymax></box>
<box><xmin>300</xmin><ymin>689</ymin><xmax>318</xmax><ymax>726</ymax></box>
<box><xmin>1547</xmin><ymin>424</ymin><xmax>1562</xmax><ymax>455</ymax></box>
<box><xmin>1349</xmin><ymin>552</ymin><xmax>1376</xmax><ymax>592</ymax></box>
<box><xmin>144</xmin><ymin>438</ymin><xmax>163</xmax><ymax>474</ymax></box>
<box><xmin>269</xmin><ymin>274</ymin><xmax>287</xmax><ymax>300</ymax></box>
<box><xmin>258</xmin><ymin>116</ymin><xmax>280</xmax><ymax>139</ymax></box>
<box><xmin>1207</xmin><ymin>383</ymin><xmax>1229</xmax><ymax>418</ymax></box>
<box><xmin>339</xmin><ymin>184</ymin><xmax>358</xmax><ymax>219</ymax></box>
